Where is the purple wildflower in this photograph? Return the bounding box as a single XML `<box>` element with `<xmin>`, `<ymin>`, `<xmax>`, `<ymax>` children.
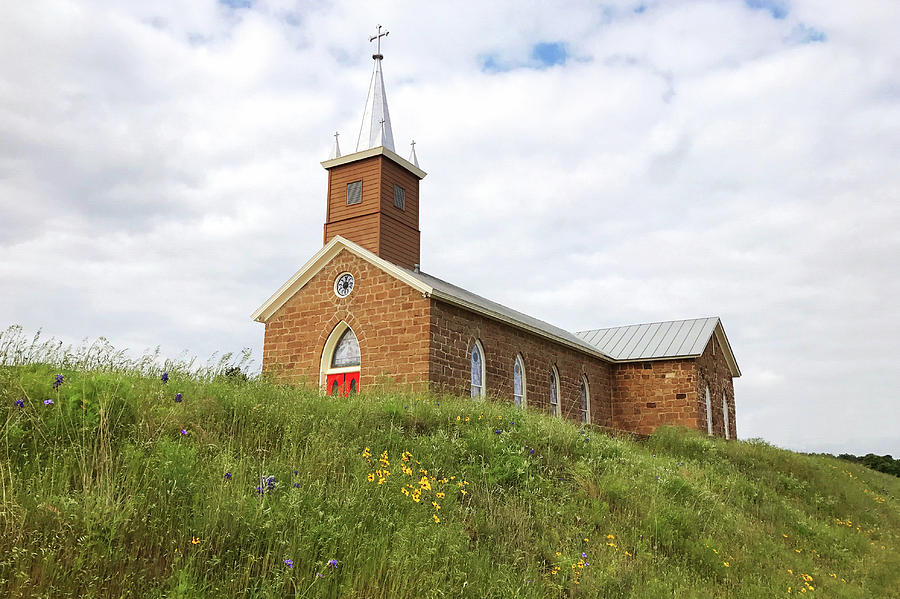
<box><xmin>180</xmin><ymin>428</ymin><xmax>188</xmax><ymax>435</ymax></box>
<box><xmin>284</xmin><ymin>559</ymin><xmax>293</xmax><ymax>568</ymax></box>
<box><xmin>52</xmin><ymin>374</ymin><xmax>64</xmax><ymax>390</ymax></box>
<box><xmin>174</xmin><ymin>393</ymin><xmax>183</xmax><ymax>403</ymax></box>
<box><xmin>327</xmin><ymin>559</ymin><xmax>338</xmax><ymax>568</ymax></box>
<box><xmin>14</xmin><ymin>398</ymin><xmax>24</xmax><ymax>408</ymax></box>
<box><xmin>529</xmin><ymin>448</ymin><xmax>535</xmax><ymax>455</ymax></box>
<box><xmin>582</xmin><ymin>552</ymin><xmax>587</xmax><ymax>558</ymax></box>
<box><xmin>224</xmin><ymin>472</ymin><xmax>232</xmax><ymax>480</ymax></box>
<box><xmin>316</xmin><ymin>572</ymin><xmax>323</xmax><ymax>578</ymax></box>
<box><xmin>494</xmin><ymin>429</ymin><xmax>502</xmax><ymax>435</ymax></box>
<box><xmin>585</xmin><ymin>562</ymin><xmax>590</xmax><ymax>566</ymax></box>
<box><xmin>293</xmin><ymin>470</ymin><xmax>298</xmax><ymax>476</ymax></box>
<box><xmin>293</xmin><ymin>482</ymin><xmax>300</xmax><ymax>488</ymax></box>
<box><xmin>161</xmin><ymin>372</ymin><xmax>169</xmax><ymax>384</ymax></box>
<box><xmin>44</xmin><ymin>399</ymin><xmax>54</xmax><ymax>406</ymax></box>
<box><xmin>584</xmin><ymin>437</ymin><xmax>590</xmax><ymax>442</ymax></box>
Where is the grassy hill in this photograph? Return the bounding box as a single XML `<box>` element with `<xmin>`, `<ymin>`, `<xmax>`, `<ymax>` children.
<box><xmin>1</xmin><ymin>362</ymin><xmax>898</xmax><ymax>598</ymax></box>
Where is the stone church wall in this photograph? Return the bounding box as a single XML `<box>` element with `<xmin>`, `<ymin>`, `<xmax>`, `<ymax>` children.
<box><xmin>695</xmin><ymin>336</ymin><xmax>737</xmax><ymax>439</ymax></box>
<box><xmin>610</xmin><ymin>359</ymin><xmax>700</xmax><ymax>436</ymax></box>
<box><xmin>428</xmin><ymin>300</ymin><xmax>613</xmax><ymax>427</ymax></box>
<box><xmin>261</xmin><ymin>249</ymin><xmax>431</xmax><ymax>389</ymax></box>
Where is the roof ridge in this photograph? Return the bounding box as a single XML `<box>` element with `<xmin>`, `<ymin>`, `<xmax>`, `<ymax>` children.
<box><xmin>576</xmin><ymin>316</ymin><xmax>720</xmax><ymax>334</ymax></box>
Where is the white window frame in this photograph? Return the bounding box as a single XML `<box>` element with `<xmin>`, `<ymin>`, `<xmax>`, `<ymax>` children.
<box><xmin>580</xmin><ymin>375</ymin><xmax>591</xmax><ymax>424</ymax></box>
<box><xmin>320</xmin><ymin>321</ymin><xmax>360</xmax><ymax>391</ymax></box>
<box><xmin>705</xmin><ymin>385</ymin><xmax>713</xmax><ymax>435</ymax></box>
<box><xmin>723</xmin><ymin>390</ymin><xmax>730</xmax><ymax>440</ymax></box>
<box><xmin>470</xmin><ymin>339</ymin><xmax>486</xmax><ymax>399</ymax></box>
<box><xmin>549</xmin><ymin>365</ymin><xmax>561</xmax><ymax>418</ymax></box>
<box><xmin>513</xmin><ymin>354</ymin><xmax>526</xmax><ymax>408</ymax></box>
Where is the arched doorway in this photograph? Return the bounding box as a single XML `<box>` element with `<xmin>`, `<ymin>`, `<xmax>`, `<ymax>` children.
<box><xmin>321</xmin><ymin>323</ymin><xmax>360</xmax><ymax>397</ymax></box>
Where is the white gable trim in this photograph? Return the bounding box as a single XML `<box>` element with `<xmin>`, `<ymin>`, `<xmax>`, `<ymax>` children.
<box><xmin>250</xmin><ymin>236</ymin><xmax>432</xmax><ymax>323</ymax></box>
<box><xmin>712</xmin><ymin>321</ymin><xmax>742</xmax><ymax>378</ymax></box>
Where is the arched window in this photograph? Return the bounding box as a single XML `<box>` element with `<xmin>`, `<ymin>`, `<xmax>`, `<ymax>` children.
<box><xmin>705</xmin><ymin>385</ymin><xmax>713</xmax><ymax>435</ymax></box>
<box><xmin>320</xmin><ymin>322</ymin><xmax>361</xmax><ymax>397</ymax></box>
<box><xmin>722</xmin><ymin>391</ymin><xmax>730</xmax><ymax>440</ymax></box>
<box><xmin>549</xmin><ymin>366</ymin><xmax>560</xmax><ymax>417</ymax></box>
<box><xmin>513</xmin><ymin>354</ymin><xmax>526</xmax><ymax>407</ymax></box>
<box><xmin>331</xmin><ymin>328</ymin><xmax>360</xmax><ymax>368</ymax></box>
<box><xmin>580</xmin><ymin>375</ymin><xmax>590</xmax><ymax>424</ymax></box>
<box><xmin>470</xmin><ymin>340</ymin><xmax>485</xmax><ymax>398</ymax></box>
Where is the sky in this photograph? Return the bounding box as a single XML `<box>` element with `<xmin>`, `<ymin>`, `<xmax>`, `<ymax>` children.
<box><xmin>1</xmin><ymin>0</ymin><xmax>898</xmax><ymax>456</ymax></box>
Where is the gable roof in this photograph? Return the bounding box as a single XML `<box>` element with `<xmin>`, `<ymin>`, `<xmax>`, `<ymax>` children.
<box><xmin>576</xmin><ymin>318</ymin><xmax>741</xmax><ymax>377</ymax></box>
<box><xmin>252</xmin><ymin>236</ymin><xmax>740</xmax><ymax>375</ymax></box>
<box><xmin>251</xmin><ymin>236</ymin><xmax>612</xmax><ymax>360</ymax></box>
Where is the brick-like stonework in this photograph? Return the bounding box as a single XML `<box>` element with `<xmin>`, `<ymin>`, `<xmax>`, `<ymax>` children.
<box><xmin>261</xmin><ymin>251</ymin><xmax>737</xmax><ymax>438</ymax></box>
<box><xmin>262</xmin><ymin>249</ymin><xmax>431</xmax><ymax>390</ymax></box>
<box><xmin>428</xmin><ymin>300</ymin><xmax>613</xmax><ymax>427</ymax></box>
<box><xmin>610</xmin><ymin>359</ymin><xmax>699</xmax><ymax>436</ymax></box>
<box><xmin>696</xmin><ymin>335</ymin><xmax>737</xmax><ymax>439</ymax></box>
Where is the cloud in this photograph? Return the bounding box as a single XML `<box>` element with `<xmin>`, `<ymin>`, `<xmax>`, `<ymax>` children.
<box><xmin>1</xmin><ymin>0</ymin><xmax>898</xmax><ymax>456</ymax></box>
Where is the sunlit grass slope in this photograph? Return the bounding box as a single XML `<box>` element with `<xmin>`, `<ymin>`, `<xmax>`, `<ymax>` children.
<box><xmin>2</xmin><ymin>364</ymin><xmax>899</xmax><ymax>598</ymax></box>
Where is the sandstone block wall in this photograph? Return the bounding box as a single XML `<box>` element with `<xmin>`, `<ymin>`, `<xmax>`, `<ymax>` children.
<box><xmin>428</xmin><ymin>300</ymin><xmax>613</xmax><ymax>427</ymax></box>
<box><xmin>696</xmin><ymin>335</ymin><xmax>737</xmax><ymax>439</ymax></box>
<box><xmin>261</xmin><ymin>249</ymin><xmax>431</xmax><ymax>390</ymax></box>
<box><xmin>610</xmin><ymin>359</ymin><xmax>699</xmax><ymax>436</ymax></box>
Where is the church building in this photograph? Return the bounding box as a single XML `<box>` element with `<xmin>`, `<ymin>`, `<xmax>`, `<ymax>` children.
<box><xmin>252</xmin><ymin>29</ymin><xmax>741</xmax><ymax>438</ymax></box>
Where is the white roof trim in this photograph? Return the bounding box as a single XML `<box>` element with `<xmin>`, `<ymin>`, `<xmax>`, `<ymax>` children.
<box><xmin>426</xmin><ymin>287</ymin><xmax>614</xmax><ymax>362</ymax></box>
<box><xmin>250</xmin><ymin>236</ymin><xmax>431</xmax><ymax>323</ymax></box>
<box><xmin>321</xmin><ymin>146</ymin><xmax>427</xmax><ymax>180</ymax></box>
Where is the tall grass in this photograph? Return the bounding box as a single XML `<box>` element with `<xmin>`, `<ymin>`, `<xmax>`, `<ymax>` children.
<box><xmin>1</xmin><ymin>326</ymin><xmax>898</xmax><ymax>598</ymax></box>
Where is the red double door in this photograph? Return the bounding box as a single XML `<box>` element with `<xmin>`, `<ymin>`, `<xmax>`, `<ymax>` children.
<box><xmin>326</xmin><ymin>371</ymin><xmax>360</xmax><ymax>397</ymax></box>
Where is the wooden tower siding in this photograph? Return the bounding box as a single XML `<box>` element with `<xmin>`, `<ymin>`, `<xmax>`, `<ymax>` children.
<box><xmin>324</xmin><ymin>153</ymin><xmax>421</xmax><ymax>270</ymax></box>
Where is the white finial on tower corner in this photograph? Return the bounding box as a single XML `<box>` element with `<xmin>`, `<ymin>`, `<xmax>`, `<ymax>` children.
<box><xmin>357</xmin><ymin>25</ymin><xmax>395</xmax><ymax>152</ymax></box>
<box><xmin>329</xmin><ymin>131</ymin><xmax>342</xmax><ymax>159</ymax></box>
<box><xmin>408</xmin><ymin>139</ymin><xmax>419</xmax><ymax>167</ymax></box>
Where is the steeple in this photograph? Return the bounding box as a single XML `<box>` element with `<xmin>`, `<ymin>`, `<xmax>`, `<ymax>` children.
<box><xmin>356</xmin><ymin>25</ymin><xmax>395</xmax><ymax>152</ymax></box>
<box><xmin>320</xmin><ymin>26</ymin><xmax>426</xmax><ymax>270</ymax></box>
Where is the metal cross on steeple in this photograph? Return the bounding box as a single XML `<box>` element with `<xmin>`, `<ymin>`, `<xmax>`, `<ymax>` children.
<box><xmin>356</xmin><ymin>25</ymin><xmax>395</xmax><ymax>152</ymax></box>
<box><xmin>369</xmin><ymin>24</ymin><xmax>389</xmax><ymax>59</ymax></box>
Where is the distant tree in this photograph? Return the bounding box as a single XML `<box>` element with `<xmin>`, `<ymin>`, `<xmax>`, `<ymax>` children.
<box><xmin>834</xmin><ymin>452</ymin><xmax>900</xmax><ymax>478</ymax></box>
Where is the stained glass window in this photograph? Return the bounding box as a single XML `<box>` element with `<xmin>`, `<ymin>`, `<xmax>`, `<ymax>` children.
<box><xmin>331</xmin><ymin>328</ymin><xmax>360</xmax><ymax>368</ymax></box>
<box><xmin>513</xmin><ymin>356</ymin><xmax>524</xmax><ymax>407</ymax></box>
<box><xmin>723</xmin><ymin>391</ymin><xmax>729</xmax><ymax>440</ymax></box>
<box><xmin>549</xmin><ymin>368</ymin><xmax>559</xmax><ymax>417</ymax></box>
<box><xmin>580</xmin><ymin>377</ymin><xmax>590</xmax><ymax>423</ymax></box>
<box><xmin>471</xmin><ymin>342</ymin><xmax>483</xmax><ymax>397</ymax></box>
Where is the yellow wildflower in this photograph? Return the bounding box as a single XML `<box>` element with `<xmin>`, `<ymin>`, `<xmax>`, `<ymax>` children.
<box><xmin>401</xmin><ymin>488</ymin><xmax>409</xmax><ymax>496</ymax></box>
<box><xmin>432</xmin><ymin>513</ymin><xmax>440</xmax><ymax>523</ymax></box>
<box><xmin>584</xmin><ymin>537</ymin><xmax>589</xmax><ymax>542</ymax></box>
<box><xmin>556</xmin><ymin>552</ymin><xmax>562</xmax><ymax>557</ymax></box>
<box><xmin>607</xmin><ymin>534</ymin><xmax>615</xmax><ymax>539</ymax></box>
<box><xmin>465</xmin><ymin>416</ymin><xmax>470</xmax><ymax>422</ymax></box>
<box><xmin>457</xmin><ymin>415</ymin><xmax>461</xmax><ymax>421</ymax></box>
<box><xmin>367</xmin><ymin>473</ymin><xmax>375</xmax><ymax>482</ymax></box>
<box><xmin>460</xmin><ymin>489</ymin><xmax>468</xmax><ymax>495</ymax></box>
<box><xmin>625</xmin><ymin>551</ymin><xmax>632</xmax><ymax>557</ymax></box>
<box><xmin>723</xmin><ymin>562</ymin><xmax>730</xmax><ymax>567</ymax></box>
<box><xmin>362</xmin><ymin>447</ymin><xmax>371</xmax><ymax>458</ymax></box>
<box><xmin>432</xmin><ymin>501</ymin><xmax>441</xmax><ymax>510</ymax></box>
<box><xmin>191</xmin><ymin>537</ymin><xmax>200</xmax><ymax>545</ymax></box>
<box><xmin>787</xmin><ymin>569</ymin><xmax>793</xmax><ymax>575</ymax></box>
<box><xmin>436</xmin><ymin>492</ymin><xmax>445</xmax><ymax>498</ymax></box>
<box><xmin>419</xmin><ymin>476</ymin><xmax>432</xmax><ymax>491</ymax></box>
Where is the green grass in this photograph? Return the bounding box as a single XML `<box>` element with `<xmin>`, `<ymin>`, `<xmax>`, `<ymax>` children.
<box><xmin>1</xmin><ymin>360</ymin><xmax>898</xmax><ymax>597</ymax></box>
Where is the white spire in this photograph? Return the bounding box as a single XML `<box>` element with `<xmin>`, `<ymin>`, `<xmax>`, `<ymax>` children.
<box><xmin>408</xmin><ymin>140</ymin><xmax>419</xmax><ymax>167</ymax></box>
<box><xmin>328</xmin><ymin>131</ymin><xmax>341</xmax><ymax>159</ymax></box>
<box><xmin>356</xmin><ymin>25</ymin><xmax>395</xmax><ymax>152</ymax></box>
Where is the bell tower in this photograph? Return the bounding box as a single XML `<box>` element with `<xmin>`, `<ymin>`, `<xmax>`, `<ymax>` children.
<box><xmin>322</xmin><ymin>25</ymin><xmax>426</xmax><ymax>271</ymax></box>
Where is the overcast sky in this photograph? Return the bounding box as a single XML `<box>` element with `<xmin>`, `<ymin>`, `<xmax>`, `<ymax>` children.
<box><xmin>2</xmin><ymin>0</ymin><xmax>898</xmax><ymax>456</ymax></box>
